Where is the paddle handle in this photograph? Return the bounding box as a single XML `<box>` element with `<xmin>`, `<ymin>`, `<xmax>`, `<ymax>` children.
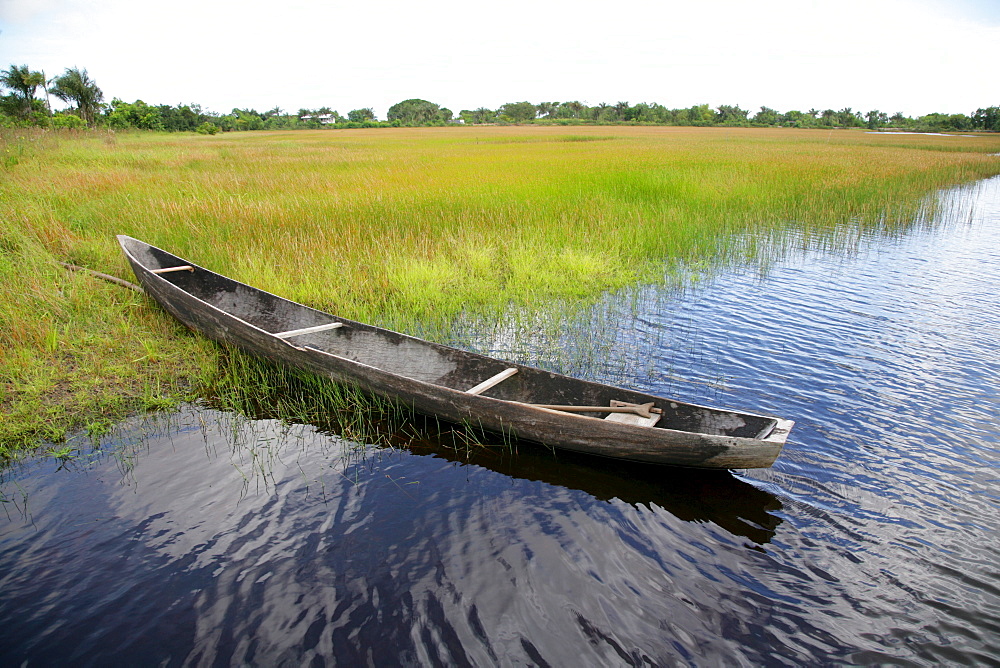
<box><xmin>151</xmin><ymin>265</ymin><xmax>195</xmax><ymax>275</ymax></box>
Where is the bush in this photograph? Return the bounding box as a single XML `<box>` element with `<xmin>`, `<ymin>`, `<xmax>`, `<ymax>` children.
<box><xmin>51</xmin><ymin>113</ymin><xmax>86</xmax><ymax>129</ymax></box>
<box><xmin>195</xmin><ymin>122</ymin><xmax>219</xmax><ymax>135</ymax></box>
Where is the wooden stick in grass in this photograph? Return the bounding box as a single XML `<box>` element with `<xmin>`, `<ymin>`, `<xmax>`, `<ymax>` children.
<box><xmin>57</xmin><ymin>261</ymin><xmax>144</xmax><ymax>293</ymax></box>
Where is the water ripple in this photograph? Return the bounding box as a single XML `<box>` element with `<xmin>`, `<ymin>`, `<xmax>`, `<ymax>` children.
<box><xmin>2</xmin><ymin>177</ymin><xmax>1000</xmax><ymax>665</ymax></box>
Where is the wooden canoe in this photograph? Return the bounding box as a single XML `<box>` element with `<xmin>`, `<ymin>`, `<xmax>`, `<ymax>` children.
<box><xmin>118</xmin><ymin>236</ymin><xmax>793</xmax><ymax>468</ymax></box>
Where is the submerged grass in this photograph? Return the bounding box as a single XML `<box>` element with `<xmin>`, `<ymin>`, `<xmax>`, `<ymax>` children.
<box><xmin>205</xmin><ymin>345</ymin><xmax>513</xmax><ymax>465</ymax></box>
<box><xmin>3</xmin><ymin>125</ymin><xmax>1000</xmax><ymax>456</ymax></box>
<box><xmin>205</xmin><ymin>344</ymin><xmax>410</xmax><ymax>444</ymax></box>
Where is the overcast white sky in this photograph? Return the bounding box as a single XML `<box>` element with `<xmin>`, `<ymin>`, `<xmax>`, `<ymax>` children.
<box><xmin>1</xmin><ymin>0</ymin><xmax>997</xmax><ymax>119</ymax></box>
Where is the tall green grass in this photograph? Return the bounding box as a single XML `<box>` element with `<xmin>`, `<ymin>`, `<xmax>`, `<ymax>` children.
<box><xmin>3</xmin><ymin>125</ymin><xmax>1000</xmax><ymax>454</ymax></box>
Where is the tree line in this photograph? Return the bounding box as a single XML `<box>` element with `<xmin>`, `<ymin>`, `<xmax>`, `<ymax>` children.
<box><xmin>3</xmin><ymin>64</ymin><xmax>998</xmax><ymax>134</ymax></box>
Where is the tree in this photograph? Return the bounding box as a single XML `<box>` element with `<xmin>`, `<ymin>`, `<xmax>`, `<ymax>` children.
<box><xmin>780</xmin><ymin>110</ymin><xmax>811</xmax><ymax>127</ymax></box>
<box><xmin>591</xmin><ymin>102</ymin><xmax>612</xmax><ymax>122</ymax></box>
<box><xmin>972</xmin><ymin>107</ymin><xmax>1000</xmax><ymax>132</ymax></box>
<box><xmin>0</xmin><ymin>64</ymin><xmax>45</xmax><ymax>118</ymax></box>
<box><xmin>835</xmin><ymin>108</ymin><xmax>861</xmax><ymax>127</ymax></box>
<box><xmin>630</xmin><ymin>102</ymin><xmax>660</xmax><ymax>123</ymax></box>
<box><xmin>48</xmin><ymin>67</ymin><xmax>104</xmax><ymax>125</ymax></box>
<box><xmin>387</xmin><ymin>99</ymin><xmax>442</xmax><ymax>125</ymax></box>
<box><xmin>888</xmin><ymin>112</ymin><xmax>910</xmax><ymax>128</ymax></box>
<box><xmin>613</xmin><ymin>101</ymin><xmax>630</xmax><ymax>121</ymax></box>
<box><xmin>684</xmin><ymin>104</ymin><xmax>715</xmax><ymax>126</ymax></box>
<box><xmin>717</xmin><ymin>104</ymin><xmax>749</xmax><ymax>125</ymax></box>
<box><xmin>499</xmin><ymin>101</ymin><xmax>537</xmax><ymax>123</ymax></box>
<box><xmin>461</xmin><ymin>107</ymin><xmax>496</xmax><ymax>124</ymax></box>
<box><xmin>752</xmin><ymin>106</ymin><xmax>779</xmax><ymax>125</ymax></box>
<box><xmin>557</xmin><ymin>101</ymin><xmax>586</xmax><ymax>119</ymax></box>
<box><xmin>231</xmin><ymin>108</ymin><xmax>265</xmax><ymax>131</ymax></box>
<box><xmin>105</xmin><ymin>98</ymin><xmax>164</xmax><ymax>130</ymax></box>
<box><xmin>947</xmin><ymin>113</ymin><xmax>972</xmax><ymax>131</ymax></box>
<box><xmin>347</xmin><ymin>108</ymin><xmax>376</xmax><ymax>122</ymax></box>
<box><xmin>865</xmin><ymin>109</ymin><xmax>888</xmax><ymax>130</ymax></box>
<box><xmin>917</xmin><ymin>112</ymin><xmax>972</xmax><ymax>132</ymax></box>
<box><xmin>536</xmin><ymin>101</ymin><xmax>559</xmax><ymax>118</ymax></box>
<box><xmin>159</xmin><ymin>104</ymin><xmax>205</xmax><ymax>131</ymax></box>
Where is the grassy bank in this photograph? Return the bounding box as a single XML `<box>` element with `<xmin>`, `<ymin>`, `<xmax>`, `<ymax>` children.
<box><xmin>3</xmin><ymin>126</ymin><xmax>1000</xmax><ymax>455</ymax></box>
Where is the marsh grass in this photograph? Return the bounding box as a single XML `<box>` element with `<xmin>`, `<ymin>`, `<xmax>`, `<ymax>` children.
<box><xmin>205</xmin><ymin>345</ymin><xmax>410</xmax><ymax>444</ymax></box>
<box><xmin>3</xmin><ymin>125</ymin><xmax>1000</xmax><ymax>455</ymax></box>
<box><xmin>205</xmin><ymin>345</ymin><xmax>517</xmax><ymax>465</ymax></box>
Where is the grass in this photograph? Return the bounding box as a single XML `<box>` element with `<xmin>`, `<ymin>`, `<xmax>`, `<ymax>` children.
<box><xmin>2</xmin><ymin>125</ymin><xmax>1000</xmax><ymax>457</ymax></box>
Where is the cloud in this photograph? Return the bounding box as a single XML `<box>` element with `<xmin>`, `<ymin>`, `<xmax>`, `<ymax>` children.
<box><xmin>0</xmin><ymin>0</ymin><xmax>61</xmax><ymax>24</ymax></box>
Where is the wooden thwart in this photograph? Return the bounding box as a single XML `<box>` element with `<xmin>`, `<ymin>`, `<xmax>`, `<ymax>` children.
<box><xmin>151</xmin><ymin>265</ymin><xmax>195</xmax><ymax>275</ymax></box>
<box><xmin>466</xmin><ymin>367</ymin><xmax>519</xmax><ymax>395</ymax></box>
<box><xmin>274</xmin><ymin>322</ymin><xmax>344</xmax><ymax>339</ymax></box>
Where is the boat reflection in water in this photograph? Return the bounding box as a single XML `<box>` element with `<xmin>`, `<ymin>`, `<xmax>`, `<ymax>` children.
<box><xmin>0</xmin><ymin>403</ymin><xmax>785</xmax><ymax>666</ymax></box>
<box><xmin>366</xmin><ymin>413</ymin><xmax>783</xmax><ymax>546</ymax></box>
<box><xmin>199</xmin><ymin>392</ymin><xmax>785</xmax><ymax>546</ymax></box>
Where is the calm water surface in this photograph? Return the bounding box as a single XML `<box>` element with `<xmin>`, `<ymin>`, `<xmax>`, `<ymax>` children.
<box><xmin>2</xmin><ymin>178</ymin><xmax>999</xmax><ymax>666</ymax></box>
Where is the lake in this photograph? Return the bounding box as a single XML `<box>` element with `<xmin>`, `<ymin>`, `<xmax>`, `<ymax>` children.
<box><xmin>2</xmin><ymin>176</ymin><xmax>998</xmax><ymax>665</ymax></box>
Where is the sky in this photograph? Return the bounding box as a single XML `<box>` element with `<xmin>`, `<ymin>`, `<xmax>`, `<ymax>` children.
<box><xmin>1</xmin><ymin>0</ymin><xmax>997</xmax><ymax>120</ymax></box>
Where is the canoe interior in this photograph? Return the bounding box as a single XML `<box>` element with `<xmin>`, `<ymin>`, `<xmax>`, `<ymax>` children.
<box><xmin>126</xmin><ymin>239</ymin><xmax>779</xmax><ymax>441</ymax></box>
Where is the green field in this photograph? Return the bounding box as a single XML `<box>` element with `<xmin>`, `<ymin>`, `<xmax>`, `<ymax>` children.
<box><xmin>3</xmin><ymin>125</ymin><xmax>1000</xmax><ymax>454</ymax></box>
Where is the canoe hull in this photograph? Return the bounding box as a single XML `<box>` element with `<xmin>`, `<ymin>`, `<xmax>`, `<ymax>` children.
<box><xmin>119</xmin><ymin>236</ymin><xmax>793</xmax><ymax>468</ymax></box>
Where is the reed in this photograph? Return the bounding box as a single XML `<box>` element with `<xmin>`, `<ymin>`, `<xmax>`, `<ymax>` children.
<box><xmin>3</xmin><ymin>125</ymin><xmax>1000</xmax><ymax>455</ymax></box>
<box><xmin>205</xmin><ymin>344</ymin><xmax>411</xmax><ymax>445</ymax></box>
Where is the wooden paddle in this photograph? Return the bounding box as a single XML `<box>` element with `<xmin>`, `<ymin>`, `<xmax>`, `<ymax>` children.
<box><xmin>530</xmin><ymin>401</ymin><xmax>660</xmax><ymax>418</ymax></box>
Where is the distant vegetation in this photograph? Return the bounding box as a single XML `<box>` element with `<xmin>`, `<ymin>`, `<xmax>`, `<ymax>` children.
<box><xmin>2</xmin><ymin>64</ymin><xmax>998</xmax><ymax>133</ymax></box>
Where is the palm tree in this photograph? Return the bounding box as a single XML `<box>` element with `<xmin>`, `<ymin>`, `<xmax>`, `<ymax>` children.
<box><xmin>48</xmin><ymin>67</ymin><xmax>104</xmax><ymax>125</ymax></box>
<box><xmin>472</xmin><ymin>107</ymin><xmax>495</xmax><ymax>124</ymax></box>
<box><xmin>0</xmin><ymin>64</ymin><xmax>45</xmax><ymax>118</ymax></box>
<box><xmin>536</xmin><ymin>101</ymin><xmax>558</xmax><ymax>119</ymax></box>
<box><xmin>565</xmin><ymin>101</ymin><xmax>584</xmax><ymax>118</ymax></box>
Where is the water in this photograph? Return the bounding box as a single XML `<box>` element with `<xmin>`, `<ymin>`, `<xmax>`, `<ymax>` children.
<box><xmin>3</xmin><ymin>178</ymin><xmax>1000</xmax><ymax>665</ymax></box>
